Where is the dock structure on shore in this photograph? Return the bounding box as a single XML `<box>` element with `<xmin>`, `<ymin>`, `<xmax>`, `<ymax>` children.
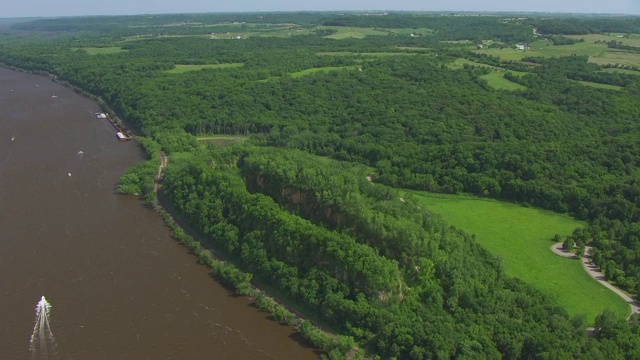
<box><xmin>95</xmin><ymin>112</ymin><xmax>132</xmax><ymax>141</ymax></box>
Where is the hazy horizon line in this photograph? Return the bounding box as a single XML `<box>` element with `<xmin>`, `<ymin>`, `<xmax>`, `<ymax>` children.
<box><xmin>2</xmin><ymin>9</ymin><xmax>639</xmax><ymax>20</ymax></box>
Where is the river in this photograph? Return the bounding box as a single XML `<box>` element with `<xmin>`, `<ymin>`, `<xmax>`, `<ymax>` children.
<box><xmin>0</xmin><ymin>67</ymin><xmax>319</xmax><ymax>360</ymax></box>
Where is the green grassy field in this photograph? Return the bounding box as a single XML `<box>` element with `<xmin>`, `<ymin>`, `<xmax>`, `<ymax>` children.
<box><xmin>408</xmin><ymin>191</ymin><xmax>630</xmax><ymax>323</ymax></box>
<box><xmin>320</xmin><ymin>26</ymin><xmax>388</xmax><ymax>39</ymax></box>
<box><xmin>577</xmin><ymin>80</ymin><xmax>622</xmax><ymax>90</ymax></box>
<box><xmin>590</xmin><ymin>49</ymin><xmax>640</xmax><ymax>68</ymax></box>
<box><xmin>446</xmin><ymin>59</ymin><xmax>528</xmax><ymax>90</ymax></box>
<box><xmin>480</xmin><ymin>72</ymin><xmax>527</xmax><ymax>90</ymax></box>
<box><xmin>196</xmin><ymin>134</ymin><xmax>247</xmax><ymax>147</ymax></box>
<box><xmin>165</xmin><ymin>63</ymin><xmax>244</xmax><ymax>74</ymax></box>
<box><xmin>566</xmin><ymin>33</ymin><xmax>640</xmax><ymax>47</ymax></box>
<box><xmin>476</xmin><ymin>40</ymin><xmax>608</xmax><ymax>61</ymax></box>
<box><xmin>447</xmin><ymin>58</ymin><xmax>494</xmax><ymax>70</ymax></box>
<box><xmin>317</xmin><ymin>51</ymin><xmax>419</xmax><ymax>57</ymax></box>
<box><xmin>289</xmin><ymin>66</ymin><xmax>354</xmax><ymax>78</ymax></box>
<box><xmin>599</xmin><ymin>68</ymin><xmax>640</xmax><ymax>75</ymax></box>
<box><xmin>475</xmin><ymin>39</ymin><xmax>640</xmax><ymax>69</ymax></box>
<box><xmin>78</xmin><ymin>47</ymin><xmax>127</xmax><ymax>55</ymax></box>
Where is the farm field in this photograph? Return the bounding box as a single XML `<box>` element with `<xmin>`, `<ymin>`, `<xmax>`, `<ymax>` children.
<box><xmin>599</xmin><ymin>67</ymin><xmax>640</xmax><ymax>75</ymax></box>
<box><xmin>409</xmin><ymin>191</ymin><xmax>631</xmax><ymax>323</ymax></box>
<box><xmin>320</xmin><ymin>26</ymin><xmax>387</xmax><ymax>39</ymax></box>
<box><xmin>566</xmin><ymin>33</ymin><xmax>640</xmax><ymax>47</ymax></box>
<box><xmin>475</xmin><ymin>40</ymin><xmax>608</xmax><ymax>60</ymax></box>
<box><xmin>475</xmin><ymin>39</ymin><xmax>640</xmax><ymax>68</ymax></box>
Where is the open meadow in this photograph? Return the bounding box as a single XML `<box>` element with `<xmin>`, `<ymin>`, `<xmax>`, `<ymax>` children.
<box><xmin>409</xmin><ymin>191</ymin><xmax>631</xmax><ymax>323</ymax></box>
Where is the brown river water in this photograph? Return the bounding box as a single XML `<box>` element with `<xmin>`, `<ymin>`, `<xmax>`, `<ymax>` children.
<box><xmin>0</xmin><ymin>68</ymin><xmax>319</xmax><ymax>360</ymax></box>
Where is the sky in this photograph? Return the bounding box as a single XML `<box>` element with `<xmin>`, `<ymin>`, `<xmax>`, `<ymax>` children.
<box><xmin>2</xmin><ymin>0</ymin><xmax>639</xmax><ymax>18</ymax></box>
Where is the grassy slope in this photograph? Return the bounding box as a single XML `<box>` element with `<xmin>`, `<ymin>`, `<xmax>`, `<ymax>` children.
<box><xmin>577</xmin><ymin>80</ymin><xmax>622</xmax><ymax>90</ymax></box>
<box><xmin>479</xmin><ymin>72</ymin><xmax>527</xmax><ymax>90</ymax></box>
<box><xmin>409</xmin><ymin>191</ymin><xmax>630</xmax><ymax>323</ymax></box>
<box><xmin>289</xmin><ymin>66</ymin><xmax>354</xmax><ymax>78</ymax></box>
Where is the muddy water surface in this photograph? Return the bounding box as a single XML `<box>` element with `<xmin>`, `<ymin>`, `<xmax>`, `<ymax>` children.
<box><xmin>0</xmin><ymin>68</ymin><xmax>319</xmax><ymax>360</ymax></box>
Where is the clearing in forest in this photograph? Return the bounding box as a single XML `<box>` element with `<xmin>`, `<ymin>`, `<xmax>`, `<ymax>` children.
<box><xmin>195</xmin><ymin>134</ymin><xmax>247</xmax><ymax>147</ymax></box>
<box><xmin>409</xmin><ymin>191</ymin><xmax>630</xmax><ymax>323</ymax></box>
<box><xmin>77</xmin><ymin>47</ymin><xmax>127</xmax><ymax>55</ymax></box>
<box><xmin>289</xmin><ymin>66</ymin><xmax>355</xmax><ymax>78</ymax></box>
<box><xmin>165</xmin><ymin>63</ymin><xmax>244</xmax><ymax>74</ymax></box>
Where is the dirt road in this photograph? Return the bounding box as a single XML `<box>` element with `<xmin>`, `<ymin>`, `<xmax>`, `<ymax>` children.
<box><xmin>551</xmin><ymin>242</ymin><xmax>640</xmax><ymax>319</ymax></box>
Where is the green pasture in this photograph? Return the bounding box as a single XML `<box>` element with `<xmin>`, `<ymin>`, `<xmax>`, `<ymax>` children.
<box><xmin>590</xmin><ymin>50</ymin><xmax>640</xmax><ymax>68</ymax></box>
<box><xmin>317</xmin><ymin>51</ymin><xmax>418</xmax><ymax>57</ymax></box>
<box><xmin>289</xmin><ymin>66</ymin><xmax>354</xmax><ymax>78</ymax></box>
<box><xmin>78</xmin><ymin>47</ymin><xmax>127</xmax><ymax>55</ymax></box>
<box><xmin>447</xmin><ymin>58</ymin><xmax>494</xmax><ymax>70</ymax></box>
<box><xmin>447</xmin><ymin>58</ymin><xmax>528</xmax><ymax>90</ymax></box>
<box><xmin>577</xmin><ymin>80</ymin><xmax>622</xmax><ymax>90</ymax></box>
<box><xmin>196</xmin><ymin>134</ymin><xmax>247</xmax><ymax>147</ymax></box>
<box><xmin>566</xmin><ymin>33</ymin><xmax>640</xmax><ymax>47</ymax></box>
<box><xmin>165</xmin><ymin>63</ymin><xmax>244</xmax><ymax>74</ymax></box>
<box><xmin>476</xmin><ymin>40</ymin><xmax>608</xmax><ymax>60</ymax></box>
<box><xmin>320</xmin><ymin>26</ymin><xmax>388</xmax><ymax>39</ymax></box>
<box><xmin>480</xmin><ymin>72</ymin><xmax>527</xmax><ymax>90</ymax></box>
<box><xmin>599</xmin><ymin>68</ymin><xmax>640</xmax><ymax>75</ymax></box>
<box><xmin>408</xmin><ymin>191</ymin><xmax>630</xmax><ymax>323</ymax></box>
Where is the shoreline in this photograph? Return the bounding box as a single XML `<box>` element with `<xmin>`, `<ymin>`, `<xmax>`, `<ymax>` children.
<box><xmin>151</xmin><ymin>153</ymin><xmax>353</xmax><ymax>358</ymax></box>
<box><xmin>0</xmin><ymin>63</ymin><xmax>337</xmax><ymax>358</ymax></box>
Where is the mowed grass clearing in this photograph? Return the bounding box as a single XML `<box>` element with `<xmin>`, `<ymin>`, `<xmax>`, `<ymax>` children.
<box><xmin>409</xmin><ymin>191</ymin><xmax>630</xmax><ymax>323</ymax></box>
<box><xmin>289</xmin><ymin>66</ymin><xmax>355</xmax><ymax>78</ymax></box>
<box><xmin>196</xmin><ymin>134</ymin><xmax>247</xmax><ymax>147</ymax></box>
<box><xmin>577</xmin><ymin>80</ymin><xmax>622</xmax><ymax>90</ymax></box>
<box><xmin>446</xmin><ymin>59</ymin><xmax>528</xmax><ymax>90</ymax></box>
<box><xmin>165</xmin><ymin>63</ymin><xmax>244</xmax><ymax>74</ymax></box>
<box><xmin>480</xmin><ymin>72</ymin><xmax>527</xmax><ymax>90</ymax></box>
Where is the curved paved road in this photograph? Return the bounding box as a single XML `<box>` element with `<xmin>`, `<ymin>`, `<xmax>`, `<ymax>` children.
<box><xmin>551</xmin><ymin>242</ymin><xmax>640</xmax><ymax>319</ymax></box>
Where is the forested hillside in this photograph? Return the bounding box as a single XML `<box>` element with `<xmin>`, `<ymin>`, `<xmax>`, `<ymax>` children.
<box><xmin>3</xmin><ymin>12</ymin><xmax>640</xmax><ymax>358</ymax></box>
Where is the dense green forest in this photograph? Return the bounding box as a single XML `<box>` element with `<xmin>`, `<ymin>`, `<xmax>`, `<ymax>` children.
<box><xmin>3</xmin><ymin>12</ymin><xmax>640</xmax><ymax>358</ymax></box>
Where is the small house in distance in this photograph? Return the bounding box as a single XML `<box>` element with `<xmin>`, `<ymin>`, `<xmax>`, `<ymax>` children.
<box><xmin>515</xmin><ymin>44</ymin><xmax>530</xmax><ymax>50</ymax></box>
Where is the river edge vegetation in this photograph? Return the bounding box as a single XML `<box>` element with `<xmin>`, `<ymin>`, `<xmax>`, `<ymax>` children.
<box><xmin>3</xmin><ymin>12</ymin><xmax>640</xmax><ymax>358</ymax></box>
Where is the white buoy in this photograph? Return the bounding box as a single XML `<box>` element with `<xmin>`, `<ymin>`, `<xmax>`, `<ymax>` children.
<box><xmin>11</xmin><ymin>135</ymin><xmax>15</xmax><ymax>141</ymax></box>
<box><xmin>77</xmin><ymin>151</ymin><xmax>84</xmax><ymax>155</ymax></box>
<box><xmin>68</xmin><ymin>173</ymin><xmax>72</xmax><ymax>177</ymax></box>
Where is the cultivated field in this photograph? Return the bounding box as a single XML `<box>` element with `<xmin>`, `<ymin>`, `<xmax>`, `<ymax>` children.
<box><xmin>476</xmin><ymin>37</ymin><xmax>640</xmax><ymax>69</ymax></box>
<box><xmin>409</xmin><ymin>191</ymin><xmax>630</xmax><ymax>323</ymax></box>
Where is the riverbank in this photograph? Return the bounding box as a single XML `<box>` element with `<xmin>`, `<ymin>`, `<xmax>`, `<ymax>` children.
<box><xmin>150</xmin><ymin>151</ymin><xmax>359</xmax><ymax>358</ymax></box>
